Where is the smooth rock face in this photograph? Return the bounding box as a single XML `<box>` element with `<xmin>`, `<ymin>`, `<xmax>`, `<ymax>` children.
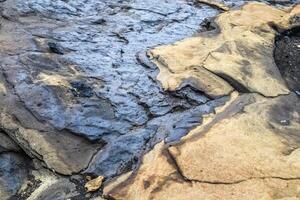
<box><xmin>104</xmin><ymin>93</ymin><xmax>300</xmax><ymax>200</ymax></box>
<box><xmin>149</xmin><ymin>3</ymin><xmax>300</xmax><ymax>97</ymax></box>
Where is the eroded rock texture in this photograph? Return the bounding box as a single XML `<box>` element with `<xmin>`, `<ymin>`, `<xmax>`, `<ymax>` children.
<box><xmin>104</xmin><ymin>2</ymin><xmax>300</xmax><ymax>200</ymax></box>
<box><xmin>149</xmin><ymin>3</ymin><xmax>300</xmax><ymax>97</ymax></box>
<box><xmin>105</xmin><ymin>92</ymin><xmax>300</xmax><ymax>200</ymax></box>
<box><xmin>0</xmin><ymin>0</ymin><xmax>299</xmax><ymax>199</ymax></box>
<box><xmin>0</xmin><ymin>0</ymin><xmax>234</xmax><ymax>199</ymax></box>
<box><xmin>0</xmin><ymin>0</ymin><xmax>223</xmax><ymax>177</ymax></box>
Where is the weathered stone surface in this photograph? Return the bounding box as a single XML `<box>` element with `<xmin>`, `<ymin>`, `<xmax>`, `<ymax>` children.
<box><xmin>0</xmin><ymin>0</ymin><xmax>225</xmax><ymax>177</ymax></box>
<box><xmin>104</xmin><ymin>92</ymin><xmax>300</xmax><ymax>200</ymax></box>
<box><xmin>0</xmin><ymin>153</ymin><xmax>30</xmax><ymax>200</ymax></box>
<box><xmin>0</xmin><ymin>0</ymin><xmax>300</xmax><ymax>199</ymax></box>
<box><xmin>169</xmin><ymin>93</ymin><xmax>300</xmax><ymax>183</ymax></box>
<box><xmin>85</xmin><ymin>96</ymin><xmax>228</xmax><ymax>177</ymax></box>
<box><xmin>0</xmin><ymin>131</ymin><xmax>20</xmax><ymax>153</ymax></box>
<box><xmin>17</xmin><ymin>169</ymin><xmax>80</xmax><ymax>200</ymax></box>
<box><xmin>0</xmin><ymin>112</ymin><xmax>103</xmax><ymax>175</ymax></box>
<box><xmin>149</xmin><ymin>3</ymin><xmax>300</xmax><ymax>97</ymax></box>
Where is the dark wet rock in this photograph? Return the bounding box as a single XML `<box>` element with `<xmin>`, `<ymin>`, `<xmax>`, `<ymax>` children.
<box><xmin>274</xmin><ymin>26</ymin><xmax>300</xmax><ymax>95</ymax></box>
<box><xmin>70</xmin><ymin>81</ymin><xmax>94</xmax><ymax>97</ymax></box>
<box><xmin>0</xmin><ymin>131</ymin><xmax>20</xmax><ymax>153</ymax></box>
<box><xmin>0</xmin><ymin>152</ymin><xmax>30</xmax><ymax>200</ymax></box>
<box><xmin>0</xmin><ymin>0</ymin><xmax>223</xmax><ymax>177</ymax></box>
<box><xmin>48</xmin><ymin>42</ymin><xmax>65</xmax><ymax>55</ymax></box>
<box><xmin>85</xmin><ymin>96</ymin><xmax>228</xmax><ymax>177</ymax></box>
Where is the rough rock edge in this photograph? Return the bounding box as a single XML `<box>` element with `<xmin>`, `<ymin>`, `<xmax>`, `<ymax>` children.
<box><xmin>148</xmin><ymin>3</ymin><xmax>300</xmax><ymax>98</ymax></box>
<box><xmin>102</xmin><ymin>3</ymin><xmax>300</xmax><ymax>199</ymax></box>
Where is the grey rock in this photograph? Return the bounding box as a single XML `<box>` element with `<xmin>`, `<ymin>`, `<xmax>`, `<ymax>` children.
<box><xmin>0</xmin><ymin>152</ymin><xmax>30</xmax><ymax>200</ymax></box>
<box><xmin>0</xmin><ymin>0</ymin><xmax>220</xmax><ymax>177</ymax></box>
<box><xmin>0</xmin><ymin>131</ymin><xmax>20</xmax><ymax>153</ymax></box>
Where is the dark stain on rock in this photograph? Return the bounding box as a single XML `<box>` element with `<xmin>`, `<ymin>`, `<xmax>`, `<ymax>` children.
<box><xmin>268</xmin><ymin>94</ymin><xmax>300</xmax><ymax>146</ymax></box>
<box><xmin>143</xmin><ymin>180</ymin><xmax>151</xmax><ymax>189</ymax></box>
<box><xmin>274</xmin><ymin>26</ymin><xmax>300</xmax><ymax>95</ymax></box>
<box><xmin>48</xmin><ymin>42</ymin><xmax>64</xmax><ymax>55</ymax></box>
<box><xmin>70</xmin><ymin>81</ymin><xmax>94</xmax><ymax>98</ymax></box>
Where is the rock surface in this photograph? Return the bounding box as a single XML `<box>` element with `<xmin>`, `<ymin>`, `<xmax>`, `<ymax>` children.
<box><xmin>0</xmin><ymin>0</ymin><xmax>299</xmax><ymax>199</ymax></box>
<box><xmin>0</xmin><ymin>153</ymin><xmax>30</xmax><ymax>200</ymax></box>
<box><xmin>0</xmin><ymin>0</ymin><xmax>232</xmax><ymax>179</ymax></box>
<box><xmin>103</xmin><ymin>2</ymin><xmax>300</xmax><ymax>200</ymax></box>
<box><xmin>149</xmin><ymin>3</ymin><xmax>300</xmax><ymax>97</ymax></box>
<box><xmin>104</xmin><ymin>92</ymin><xmax>300</xmax><ymax>200</ymax></box>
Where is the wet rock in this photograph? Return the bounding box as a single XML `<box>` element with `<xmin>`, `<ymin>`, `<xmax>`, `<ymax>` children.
<box><xmin>0</xmin><ymin>0</ymin><xmax>222</xmax><ymax>178</ymax></box>
<box><xmin>17</xmin><ymin>169</ymin><xmax>79</xmax><ymax>200</ymax></box>
<box><xmin>85</xmin><ymin>96</ymin><xmax>228</xmax><ymax>177</ymax></box>
<box><xmin>0</xmin><ymin>0</ymin><xmax>299</xmax><ymax>199</ymax></box>
<box><xmin>70</xmin><ymin>81</ymin><xmax>94</xmax><ymax>98</ymax></box>
<box><xmin>0</xmin><ymin>113</ymin><xmax>104</xmax><ymax>175</ymax></box>
<box><xmin>0</xmin><ymin>131</ymin><xmax>20</xmax><ymax>153</ymax></box>
<box><xmin>48</xmin><ymin>42</ymin><xmax>65</xmax><ymax>55</ymax></box>
<box><xmin>0</xmin><ymin>153</ymin><xmax>30</xmax><ymax>200</ymax></box>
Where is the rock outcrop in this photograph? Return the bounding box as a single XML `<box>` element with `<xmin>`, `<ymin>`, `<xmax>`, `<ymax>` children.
<box><xmin>104</xmin><ymin>2</ymin><xmax>300</xmax><ymax>200</ymax></box>
<box><xmin>104</xmin><ymin>92</ymin><xmax>300</xmax><ymax>200</ymax></box>
<box><xmin>0</xmin><ymin>0</ymin><xmax>299</xmax><ymax>199</ymax></box>
<box><xmin>149</xmin><ymin>3</ymin><xmax>300</xmax><ymax>97</ymax></box>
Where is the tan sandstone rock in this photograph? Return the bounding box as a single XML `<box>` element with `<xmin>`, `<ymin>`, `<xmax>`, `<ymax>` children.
<box><xmin>149</xmin><ymin>3</ymin><xmax>300</xmax><ymax>97</ymax></box>
<box><xmin>85</xmin><ymin>176</ymin><xmax>104</xmax><ymax>192</ymax></box>
<box><xmin>169</xmin><ymin>93</ymin><xmax>300</xmax><ymax>183</ymax></box>
<box><xmin>104</xmin><ymin>92</ymin><xmax>300</xmax><ymax>200</ymax></box>
<box><xmin>198</xmin><ymin>0</ymin><xmax>230</xmax><ymax>11</ymax></box>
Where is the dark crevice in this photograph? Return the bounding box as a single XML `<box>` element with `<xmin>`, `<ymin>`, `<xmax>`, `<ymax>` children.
<box><xmin>215</xmin><ymin>72</ymin><xmax>251</xmax><ymax>93</ymax></box>
<box><xmin>274</xmin><ymin>26</ymin><xmax>300</xmax><ymax>95</ymax></box>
